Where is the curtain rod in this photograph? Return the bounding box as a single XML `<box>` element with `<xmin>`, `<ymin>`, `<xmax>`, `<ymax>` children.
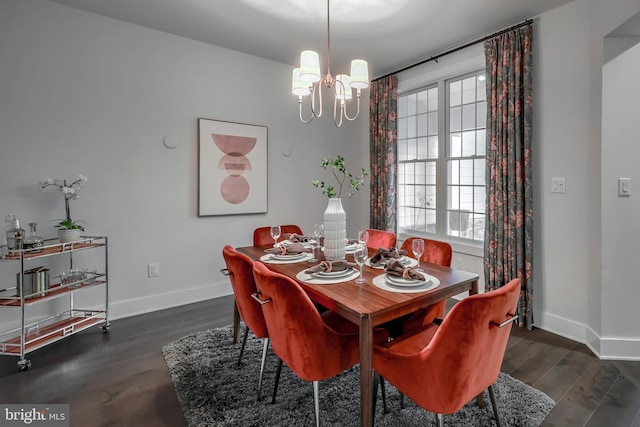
<box><xmin>372</xmin><ymin>18</ymin><xmax>533</xmax><ymax>82</ymax></box>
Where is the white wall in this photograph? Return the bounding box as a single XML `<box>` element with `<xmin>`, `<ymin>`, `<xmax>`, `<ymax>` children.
<box><xmin>535</xmin><ymin>0</ymin><xmax>640</xmax><ymax>359</ymax></box>
<box><xmin>0</xmin><ymin>0</ymin><xmax>369</xmax><ymax>326</ymax></box>
<box><xmin>601</xmin><ymin>37</ymin><xmax>640</xmax><ymax>356</ymax></box>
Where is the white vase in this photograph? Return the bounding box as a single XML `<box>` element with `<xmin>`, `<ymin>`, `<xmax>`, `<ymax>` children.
<box><xmin>57</xmin><ymin>229</ymin><xmax>81</xmax><ymax>243</ymax></box>
<box><xmin>323</xmin><ymin>198</ymin><xmax>346</xmax><ymax>260</ymax></box>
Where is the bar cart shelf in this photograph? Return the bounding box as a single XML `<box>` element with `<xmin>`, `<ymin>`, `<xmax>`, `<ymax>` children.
<box><xmin>0</xmin><ymin>236</ymin><xmax>109</xmax><ymax>371</ymax></box>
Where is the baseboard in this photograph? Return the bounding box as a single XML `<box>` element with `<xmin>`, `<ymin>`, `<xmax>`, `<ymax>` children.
<box><xmin>107</xmin><ymin>281</ymin><xmax>233</xmax><ymax>321</ymax></box>
<box><xmin>537</xmin><ymin>310</ymin><xmax>640</xmax><ymax>361</ymax></box>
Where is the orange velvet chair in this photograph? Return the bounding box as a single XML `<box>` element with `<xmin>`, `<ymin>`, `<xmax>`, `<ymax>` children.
<box><xmin>398</xmin><ymin>237</ymin><xmax>453</xmax><ymax>333</ymax></box>
<box><xmin>366</xmin><ymin>228</ymin><xmax>397</xmax><ymax>250</ymax></box>
<box><xmin>252</xmin><ymin>261</ymin><xmax>388</xmax><ymax>427</ymax></box>
<box><xmin>252</xmin><ymin>224</ymin><xmax>303</xmax><ymax>246</ymax></box>
<box><xmin>373</xmin><ymin>278</ymin><xmax>521</xmax><ymax>427</ymax></box>
<box><xmin>222</xmin><ymin>245</ymin><xmax>270</xmax><ymax>400</ymax></box>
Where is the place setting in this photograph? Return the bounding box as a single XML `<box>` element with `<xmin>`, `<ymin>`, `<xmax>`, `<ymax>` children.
<box><xmin>259</xmin><ymin>242</ymin><xmax>313</xmax><ymax>264</ymax></box>
<box><xmin>296</xmin><ymin>259</ymin><xmax>360</xmax><ymax>284</ymax></box>
<box><xmin>365</xmin><ymin>247</ymin><xmax>418</xmax><ymax>269</ymax></box>
<box><xmin>372</xmin><ymin>259</ymin><xmax>440</xmax><ymax>293</ymax></box>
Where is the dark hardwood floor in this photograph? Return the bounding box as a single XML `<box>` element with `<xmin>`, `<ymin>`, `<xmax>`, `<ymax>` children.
<box><xmin>0</xmin><ymin>295</ymin><xmax>639</xmax><ymax>426</ymax></box>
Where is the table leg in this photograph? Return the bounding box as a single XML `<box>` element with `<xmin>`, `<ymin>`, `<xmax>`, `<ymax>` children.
<box><xmin>360</xmin><ymin>315</ymin><xmax>373</xmax><ymax>427</ymax></box>
<box><xmin>470</xmin><ymin>279</ymin><xmax>485</xmax><ymax>407</ymax></box>
<box><xmin>232</xmin><ymin>300</ymin><xmax>240</xmax><ymax>344</ymax></box>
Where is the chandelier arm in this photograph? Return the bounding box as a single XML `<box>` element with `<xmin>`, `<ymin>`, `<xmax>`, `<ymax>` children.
<box><xmin>299</xmin><ymin>97</ymin><xmax>315</xmax><ymax>124</ymax></box>
<box><xmin>340</xmin><ymin>91</ymin><xmax>361</xmax><ymax>122</ymax></box>
<box><xmin>310</xmin><ymin>82</ymin><xmax>323</xmax><ymax>118</ymax></box>
<box><xmin>333</xmin><ymin>97</ymin><xmax>344</xmax><ymax>127</ymax></box>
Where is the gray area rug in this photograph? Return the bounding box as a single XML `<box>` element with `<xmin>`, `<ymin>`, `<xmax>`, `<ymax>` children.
<box><xmin>162</xmin><ymin>326</ymin><xmax>555</xmax><ymax>426</ymax></box>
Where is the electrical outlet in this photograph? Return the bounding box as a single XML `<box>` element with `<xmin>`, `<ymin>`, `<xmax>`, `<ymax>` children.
<box><xmin>148</xmin><ymin>263</ymin><xmax>159</xmax><ymax>277</ymax></box>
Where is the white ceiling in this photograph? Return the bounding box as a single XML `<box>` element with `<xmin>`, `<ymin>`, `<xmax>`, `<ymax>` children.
<box><xmin>46</xmin><ymin>0</ymin><xmax>574</xmax><ymax>78</ymax></box>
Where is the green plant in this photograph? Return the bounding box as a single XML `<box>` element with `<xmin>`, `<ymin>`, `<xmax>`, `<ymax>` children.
<box><xmin>312</xmin><ymin>156</ymin><xmax>368</xmax><ymax>198</ymax></box>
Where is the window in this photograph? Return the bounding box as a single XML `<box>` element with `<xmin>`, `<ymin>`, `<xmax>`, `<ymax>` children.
<box><xmin>397</xmin><ymin>70</ymin><xmax>486</xmax><ymax>242</ymax></box>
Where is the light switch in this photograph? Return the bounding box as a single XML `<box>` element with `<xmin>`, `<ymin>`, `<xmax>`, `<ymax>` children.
<box><xmin>618</xmin><ymin>178</ymin><xmax>631</xmax><ymax>197</ymax></box>
<box><xmin>551</xmin><ymin>178</ymin><xmax>565</xmax><ymax>194</ymax></box>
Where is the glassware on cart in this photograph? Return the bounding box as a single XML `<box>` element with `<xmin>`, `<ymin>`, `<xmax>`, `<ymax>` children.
<box><xmin>270</xmin><ymin>225</ymin><xmax>281</xmax><ymax>247</ymax></box>
<box><xmin>4</xmin><ymin>214</ymin><xmax>25</xmax><ymax>255</ymax></box>
<box><xmin>23</xmin><ymin>222</ymin><xmax>44</xmax><ymax>253</ymax></box>
<box><xmin>353</xmin><ymin>244</ymin><xmax>367</xmax><ymax>284</ymax></box>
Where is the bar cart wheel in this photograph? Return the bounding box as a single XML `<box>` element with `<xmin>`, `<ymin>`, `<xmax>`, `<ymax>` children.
<box><xmin>101</xmin><ymin>322</ymin><xmax>111</xmax><ymax>333</ymax></box>
<box><xmin>18</xmin><ymin>358</ymin><xmax>31</xmax><ymax>371</ymax></box>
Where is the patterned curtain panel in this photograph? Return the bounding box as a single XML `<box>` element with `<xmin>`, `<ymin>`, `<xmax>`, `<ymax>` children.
<box><xmin>484</xmin><ymin>24</ymin><xmax>534</xmax><ymax>328</ymax></box>
<box><xmin>368</xmin><ymin>76</ymin><xmax>398</xmax><ymax>231</ymax></box>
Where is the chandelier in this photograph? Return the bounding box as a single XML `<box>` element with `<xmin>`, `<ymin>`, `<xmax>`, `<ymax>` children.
<box><xmin>291</xmin><ymin>0</ymin><xmax>369</xmax><ymax>127</ymax></box>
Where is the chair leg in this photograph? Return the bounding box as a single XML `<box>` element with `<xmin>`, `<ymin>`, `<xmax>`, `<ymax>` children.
<box><xmin>372</xmin><ymin>372</ymin><xmax>379</xmax><ymax>419</ymax></box>
<box><xmin>232</xmin><ymin>301</ymin><xmax>240</xmax><ymax>344</ymax></box>
<box><xmin>256</xmin><ymin>338</ymin><xmax>269</xmax><ymax>401</ymax></box>
<box><xmin>237</xmin><ymin>325</ymin><xmax>249</xmax><ymax>366</ymax></box>
<box><xmin>488</xmin><ymin>384</ymin><xmax>502</xmax><ymax>427</ymax></box>
<box><xmin>313</xmin><ymin>380</ymin><xmax>320</xmax><ymax>427</ymax></box>
<box><xmin>271</xmin><ymin>358</ymin><xmax>283</xmax><ymax>404</ymax></box>
<box><xmin>372</xmin><ymin>372</ymin><xmax>389</xmax><ymax>418</ymax></box>
<box><xmin>400</xmin><ymin>392</ymin><xmax>405</xmax><ymax>409</ymax></box>
<box><xmin>379</xmin><ymin>376</ymin><xmax>388</xmax><ymax>414</ymax></box>
<box><xmin>435</xmin><ymin>413</ymin><xmax>444</xmax><ymax>427</ymax></box>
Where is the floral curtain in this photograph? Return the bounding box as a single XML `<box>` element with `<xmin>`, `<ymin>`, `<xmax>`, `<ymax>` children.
<box><xmin>369</xmin><ymin>76</ymin><xmax>398</xmax><ymax>231</ymax></box>
<box><xmin>484</xmin><ymin>24</ymin><xmax>534</xmax><ymax>328</ymax></box>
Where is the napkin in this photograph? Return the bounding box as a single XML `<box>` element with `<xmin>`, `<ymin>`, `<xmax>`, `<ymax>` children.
<box><xmin>385</xmin><ymin>259</ymin><xmax>425</xmax><ymax>281</ymax></box>
<box><xmin>369</xmin><ymin>247</ymin><xmax>407</xmax><ymax>265</ymax></box>
<box><xmin>305</xmin><ymin>260</ymin><xmax>357</xmax><ymax>274</ymax></box>
<box><xmin>264</xmin><ymin>243</ymin><xmax>308</xmax><ymax>255</ymax></box>
<box><xmin>284</xmin><ymin>233</ymin><xmax>312</xmax><ymax>243</ymax></box>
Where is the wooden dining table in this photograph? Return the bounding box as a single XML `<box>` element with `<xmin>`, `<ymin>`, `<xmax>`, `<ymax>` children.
<box><xmin>236</xmin><ymin>244</ymin><xmax>480</xmax><ymax>427</ymax></box>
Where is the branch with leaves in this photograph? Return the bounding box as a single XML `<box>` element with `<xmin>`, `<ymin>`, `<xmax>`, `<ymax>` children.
<box><xmin>312</xmin><ymin>156</ymin><xmax>368</xmax><ymax>198</ymax></box>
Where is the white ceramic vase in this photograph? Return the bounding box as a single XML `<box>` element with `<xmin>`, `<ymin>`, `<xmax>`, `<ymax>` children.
<box><xmin>57</xmin><ymin>229</ymin><xmax>81</xmax><ymax>243</ymax></box>
<box><xmin>323</xmin><ymin>198</ymin><xmax>346</xmax><ymax>260</ymax></box>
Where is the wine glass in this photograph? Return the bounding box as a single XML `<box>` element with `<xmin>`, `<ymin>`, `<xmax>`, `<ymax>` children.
<box><xmin>358</xmin><ymin>229</ymin><xmax>369</xmax><ymax>248</ymax></box>
<box><xmin>353</xmin><ymin>244</ymin><xmax>367</xmax><ymax>284</ymax></box>
<box><xmin>310</xmin><ymin>223</ymin><xmax>323</xmax><ymax>262</ymax></box>
<box><xmin>270</xmin><ymin>225</ymin><xmax>281</xmax><ymax>247</ymax></box>
<box><xmin>411</xmin><ymin>239</ymin><xmax>425</xmax><ymax>271</ymax></box>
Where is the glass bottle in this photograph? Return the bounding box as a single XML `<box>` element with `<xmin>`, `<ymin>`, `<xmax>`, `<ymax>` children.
<box><xmin>4</xmin><ymin>214</ymin><xmax>25</xmax><ymax>254</ymax></box>
<box><xmin>24</xmin><ymin>222</ymin><xmax>44</xmax><ymax>252</ymax></box>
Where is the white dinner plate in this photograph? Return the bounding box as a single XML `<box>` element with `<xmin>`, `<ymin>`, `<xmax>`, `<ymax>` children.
<box><xmin>386</xmin><ymin>272</ymin><xmax>427</xmax><ymax>287</ymax></box>
<box><xmin>272</xmin><ymin>252</ymin><xmax>306</xmax><ymax>261</ymax></box>
<box><xmin>313</xmin><ymin>268</ymin><xmax>354</xmax><ymax>278</ymax></box>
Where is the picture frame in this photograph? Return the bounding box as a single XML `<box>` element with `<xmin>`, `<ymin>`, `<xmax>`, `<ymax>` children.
<box><xmin>198</xmin><ymin>118</ymin><xmax>268</xmax><ymax>216</ymax></box>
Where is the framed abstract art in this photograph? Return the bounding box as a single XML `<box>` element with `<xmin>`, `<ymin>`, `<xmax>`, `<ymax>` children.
<box><xmin>198</xmin><ymin>118</ymin><xmax>268</xmax><ymax>216</ymax></box>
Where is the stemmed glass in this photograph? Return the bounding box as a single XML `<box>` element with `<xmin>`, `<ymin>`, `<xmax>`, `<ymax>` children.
<box><xmin>270</xmin><ymin>225</ymin><xmax>281</xmax><ymax>247</ymax></box>
<box><xmin>310</xmin><ymin>223</ymin><xmax>323</xmax><ymax>262</ymax></box>
<box><xmin>353</xmin><ymin>244</ymin><xmax>367</xmax><ymax>284</ymax></box>
<box><xmin>411</xmin><ymin>239</ymin><xmax>425</xmax><ymax>271</ymax></box>
<box><xmin>358</xmin><ymin>229</ymin><xmax>369</xmax><ymax>248</ymax></box>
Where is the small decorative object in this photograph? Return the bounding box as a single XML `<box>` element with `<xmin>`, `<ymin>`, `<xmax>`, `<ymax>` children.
<box><xmin>23</xmin><ymin>222</ymin><xmax>44</xmax><ymax>252</ymax></box>
<box><xmin>313</xmin><ymin>156</ymin><xmax>368</xmax><ymax>260</ymax></box>
<box><xmin>40</xmin><ymin>175</ymin><xmax>87</xmax><ymax>243</ymax></box>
